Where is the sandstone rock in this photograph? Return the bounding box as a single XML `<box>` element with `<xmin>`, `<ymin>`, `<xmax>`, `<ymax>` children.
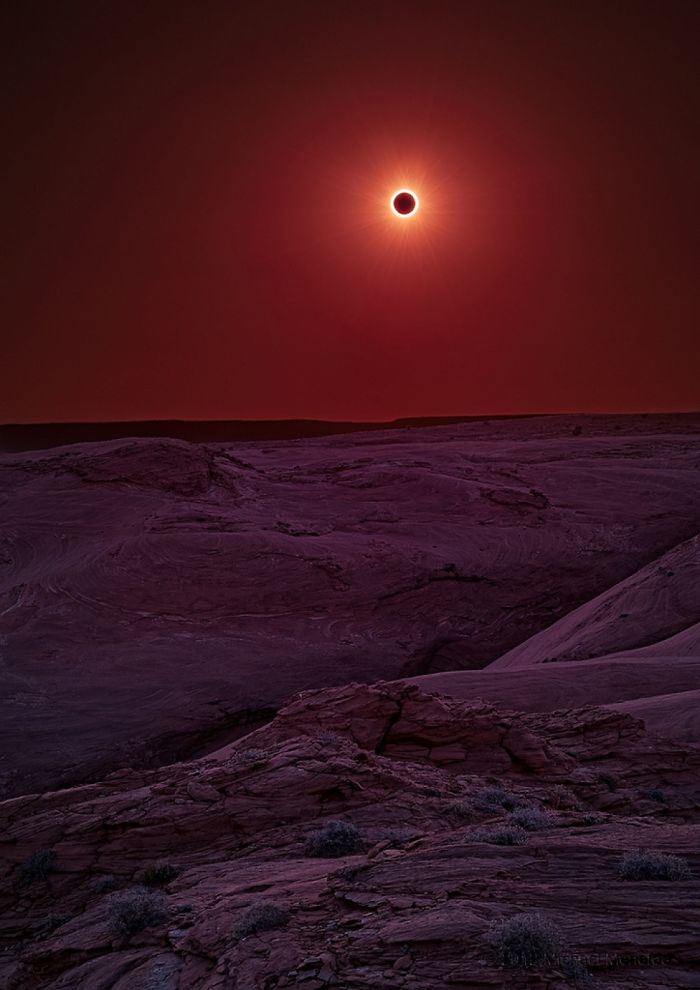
<box><xmin>3</xmin><ymin>414</ymin><xmax>700</xmax><ymax>798</ymax></box>
<box><xmin>1</xmin><ymin>678</ymin><xmax>699</xmax><ymax>988</ymax></box>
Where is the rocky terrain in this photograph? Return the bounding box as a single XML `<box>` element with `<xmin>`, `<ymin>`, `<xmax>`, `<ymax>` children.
<box><xmin>2</xmin><ymin>680</ymin><xmax>699</xmax><ymax>989</ymax></box>
<box><xmin>409</xmin><ymin>541</ymin><xmax>700</xmax><ymax>744</ymax></box>
<box><xmin>1</xmin><ymin>413</ymin><xmax>700</xmax><ymax>988</ymax></box>
<box><xmin>2</xmin><ymin>413</ymin><xmax>700</xmax><ymax>796</ymax></box>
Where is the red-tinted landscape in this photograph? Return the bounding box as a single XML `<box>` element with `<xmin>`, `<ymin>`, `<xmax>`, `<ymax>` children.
<box><xmin>2</xmin><ymin>414</ymin><xmax>700</xmax><ymax>988</ymax></box>
<box><xmin>3</xmin><ymin>0</ymin><xmax>700</xmax><ymax>987</ymax></box>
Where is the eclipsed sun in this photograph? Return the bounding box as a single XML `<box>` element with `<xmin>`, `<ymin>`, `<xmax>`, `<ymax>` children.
<box><xmin>390</xmin><ymin>189</ymin><xmax>419</xmax><ymax>217</ymax></box>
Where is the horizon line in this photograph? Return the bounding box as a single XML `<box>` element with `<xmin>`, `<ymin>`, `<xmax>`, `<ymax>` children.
<box><xmin>2</xmin><ymin>408</ymin><xmax>700</xmax><ymax>428</ymax></box>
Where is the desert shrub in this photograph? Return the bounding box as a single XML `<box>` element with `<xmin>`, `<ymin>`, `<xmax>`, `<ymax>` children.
<box><xmin>488</xmin><ymin>912</ymin><xmax>563</xmax><ymax>969</ymax></box>
<box><xmin>472</xmin><ymin>786</ymin><xmax>522</xmax><ymax>812</ymax></box>
<box><xmin>235</xmin><ymin>902</ymin><xmax>290</xmax><ymax>937</ymax></box>
<box><xmin>509</xmin><ymin>807</ymin><xmax>554</xmax><ymax>831</ymax></box>
<box><xmin>19</xmin><ymin>849</ymin><xmax>56</xmax><ymax>884</ymax></box>
<box><xmin>304</xmin><ymin>820</ymin><xmax>362</xmax><ymax>858</ymax></box>
<box><xmin>470</xmin><ymin>826</ymin><xmax>529</xmax><ymax>846</ymax></box>
<box><xmin>108</xmin><ymin>887</ymin><xmax>168</xmax><ymax>938</ymax></box>
<box><xmin>618</xmin><ymin>849</ymin><xmax>691</xmax><ymax>881</ymax></box>
<box><xmin>141</xmin><ymin>861</ymin><xmax>180</xmax><ymax>887</ymax></box>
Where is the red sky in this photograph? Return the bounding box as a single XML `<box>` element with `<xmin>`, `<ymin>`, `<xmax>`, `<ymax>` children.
<box><xmin>3</xmin><ymin>1</ymin><xmax>699</xmax><ymax>422</ymax></box>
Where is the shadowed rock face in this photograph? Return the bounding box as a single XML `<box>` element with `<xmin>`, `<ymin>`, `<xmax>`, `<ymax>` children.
<box><xmin>491</xmin><ymin>534</ymin><xmax>700</xmax><ymax>669</ymax></box>
<box><xmin>1</xmin><ymin>681</ymin><xmax>699</xmax><ymax>989</ymax></box>
<box><xmin>2</xmin><ymin>413</ymin><xmax>700</xmax><ymax>796</ymax></box>
<box><xmin>410</xmin><ymin>532</ymin><xmax>700</xmax><ymax>747</ymax></box>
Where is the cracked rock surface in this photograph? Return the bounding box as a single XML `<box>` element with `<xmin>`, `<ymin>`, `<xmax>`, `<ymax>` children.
<box><xmin>2</xmin><ymin>680</ymin><xmax>699</xmax><ymax>989</ymax></box>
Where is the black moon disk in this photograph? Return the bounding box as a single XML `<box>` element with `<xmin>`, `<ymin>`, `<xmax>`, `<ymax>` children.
<box><xmin>392</xmin><ymin>190</ymin><xmax>417</xmax><ymax>216</ymax></box>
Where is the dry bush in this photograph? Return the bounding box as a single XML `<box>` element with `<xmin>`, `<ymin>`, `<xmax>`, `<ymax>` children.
<box><xmin>305</xmin><ymin>820</ymin><xmax>362</xmax><ymax>858</ymax></box>
<box><xmin>472</xmin><ymin>786</ymin><xmax>523</xmax><ymax>812</ymax></box>
<box><xmin>108</xmin><ymin>887</ymin><xmax>168</xmax><ymax>938</ymax></box>
<box><xmin>618</xmin><ymin>849</ymin><xmax>691</xmax><ymax>881</ymax></box>
<box><xmin>509</xmin><ymin>807</ymin><xmax>554</xmax><ymax>831</ymax></box>
<box><xmin>235</xmin><ymin>902</ymin><xmax>290</xmax><ymax>937</ymax></box>
<box><xmin>141</xmin><ymin>861</ymin><xmax>180</xmax><ymax>887</ymax></box>
<box><xmin>488</xmin><ymin>912</ymin><xmax>563</xmax><ymax>969</ymax></box>
<box><xmin>470</xmin><ymin>826</ymin><xmax>529</xmax><ymax>846</ymax></box>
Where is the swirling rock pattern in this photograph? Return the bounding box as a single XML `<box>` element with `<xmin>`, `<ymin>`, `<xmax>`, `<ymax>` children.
<box><xmin>1</xmin><ymin>413</ymin><xmax>700</xmax><ymax>795</ymax></box>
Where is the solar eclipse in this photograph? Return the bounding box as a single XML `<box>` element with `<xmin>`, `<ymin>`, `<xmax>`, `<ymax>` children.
<box><xmin>390</xmin><ymin>189</ymin><xmax>418</xmax><ymax>217</ymax></box>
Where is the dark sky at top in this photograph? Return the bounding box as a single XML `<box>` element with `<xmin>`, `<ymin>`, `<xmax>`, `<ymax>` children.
<box><xmin>3</xmin><ymin>1</ymin><xmax>698</xmax><ymax>422</ymax></box>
